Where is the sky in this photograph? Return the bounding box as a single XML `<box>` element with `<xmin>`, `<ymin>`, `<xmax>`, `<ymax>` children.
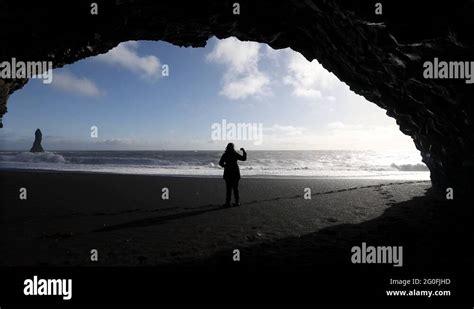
<box><xmin>0</xmin><ymin>37</ymin><xmax>417</xmax><ymax>151</ymax></box>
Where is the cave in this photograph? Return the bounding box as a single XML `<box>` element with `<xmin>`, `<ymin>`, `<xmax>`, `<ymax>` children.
<box><xmin>1</xmin><ymin>0</ymin><xmax>473</xmax><ymax>195</ymax></box>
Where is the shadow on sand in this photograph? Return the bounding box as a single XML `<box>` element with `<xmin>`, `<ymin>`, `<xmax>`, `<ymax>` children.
<box><xmin>177</xmin><ymin>190</ymin><xmax>473</xmax><ymax>271</ymax></box>
<box><xmin>94</xmin><ymin>181</ymin><xmax>429</xmax><ymax>233</ymax></box>
<box><xmin>94</xmin><ymin>189</ymin><xmax>472</xmax><ymax>303</ymax></box>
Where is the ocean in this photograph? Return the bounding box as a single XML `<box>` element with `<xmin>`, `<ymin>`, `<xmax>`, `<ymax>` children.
<box><xmin>0</xmin><ymin>150</ymin><xmax>430</xmax><ymax>180</ymax></box>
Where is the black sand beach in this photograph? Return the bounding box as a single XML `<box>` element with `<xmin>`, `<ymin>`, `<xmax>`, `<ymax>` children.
<box><xmin>1</xmin><ymin>170</ymin><xmax>465</xmax><ymax>267</ymax></box>
<box><xmin>1</xmin><ymin>171</ymin><xmax>473</xmax><ymax>303</ymax></box>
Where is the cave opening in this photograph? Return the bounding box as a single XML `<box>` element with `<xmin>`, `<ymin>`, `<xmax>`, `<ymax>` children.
<box><xmin>0</xmin><ymin>37</ymin><xmax>430</xmax><ymax>181</ymax></box>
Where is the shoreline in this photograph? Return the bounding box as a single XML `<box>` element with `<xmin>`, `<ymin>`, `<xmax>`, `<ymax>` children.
<box><xmin>0</xmin><ymin>167</ymin><xmax>431</xmax><ymax>181</ymax></box>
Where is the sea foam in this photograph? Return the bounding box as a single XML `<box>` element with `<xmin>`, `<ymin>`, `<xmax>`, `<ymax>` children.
<box><xmin>10</xmin><ymin>151</ymin><xmax>66</xmax><ymax>163</ymax></box>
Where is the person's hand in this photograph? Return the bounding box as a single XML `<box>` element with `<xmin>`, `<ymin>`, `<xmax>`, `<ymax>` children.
<box><xmin>240</xmin><ymin>148</ymin><xmax>245</xmax><ymax>151</ymax></box>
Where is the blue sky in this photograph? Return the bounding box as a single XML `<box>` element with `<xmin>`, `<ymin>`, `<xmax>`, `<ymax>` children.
<box><xmin>0</xmin><ymin>37</ymin><xmax>416</xmax><ymax>151</ymax></box>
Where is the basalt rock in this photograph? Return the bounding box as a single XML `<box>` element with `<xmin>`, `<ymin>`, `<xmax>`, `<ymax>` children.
<box><xmin>30</xmin><ymin>128</ymin><xmax>44</xmax><ymax>153</ymax></box>
<box><xmin>0</xmin><ymin>1</ymin><xmax>473</xmax><ymax>194</ymax></box>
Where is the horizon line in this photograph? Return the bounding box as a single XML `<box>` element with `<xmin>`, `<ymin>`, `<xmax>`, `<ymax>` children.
<box><xmin>0</xmin><ymin>148</ymin><xmax>417</xmax><ymax>152</ymax></box>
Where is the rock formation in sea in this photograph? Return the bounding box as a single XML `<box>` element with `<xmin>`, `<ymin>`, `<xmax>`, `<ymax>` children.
<box><xmin>0</xmin><ymin>1</ymin><xmax>473</xmax><ymax>194</ymax></box>
<box><xmin>30</xmin><ymin>128</ymin><xmax>44</xmax><ymax>153</ymax></box>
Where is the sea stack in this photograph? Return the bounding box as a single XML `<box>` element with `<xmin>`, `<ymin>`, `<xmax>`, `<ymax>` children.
<box><xmin>30</xmin><ymin>128</ymin><xmax>45</xmax><ymax>152</ymax></box>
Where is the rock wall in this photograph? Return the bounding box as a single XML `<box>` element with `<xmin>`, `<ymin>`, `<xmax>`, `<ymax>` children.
<box><xmin>1</xmin><ymin>0</ymin><xmax>473</xmax><ymax>194</ymax></box>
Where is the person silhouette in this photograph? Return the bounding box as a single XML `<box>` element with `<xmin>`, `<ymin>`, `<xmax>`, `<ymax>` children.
<box><xmin>219</xmin><ymin>143</ymin><xmax>247</xmax><ymax>207</ymax></box>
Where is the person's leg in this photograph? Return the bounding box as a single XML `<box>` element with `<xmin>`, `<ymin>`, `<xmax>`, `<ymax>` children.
<box><xmin>233</xmin><ymin>179</ymin><xmax>240</xmax><ymax>204</ymax></box>
<box><xmin>225</xmin><ymin>179</ymin><xmax>232</xmax><ymax>205</ymax></box>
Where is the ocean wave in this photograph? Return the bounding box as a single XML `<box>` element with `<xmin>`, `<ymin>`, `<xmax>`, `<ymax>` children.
<box><xmin>4</xmin><ymin>151</ymin><xmax>66</xmax><ymax>164</ymax></box>
<box><xmin>0</xmin><ymin>150</ymin><xmax>430</xmax><ymax>179</ymax></box>
<box><xmin>390</xmin><ymin>163</ymin><xmax>428</xmax><ymax>171</ymax></box>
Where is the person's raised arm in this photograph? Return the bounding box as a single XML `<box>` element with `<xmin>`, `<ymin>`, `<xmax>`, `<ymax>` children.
<box><xmin>238</xmin><ymin>148</ymin><xmax>247</xmax><ymax>161</ymax></box>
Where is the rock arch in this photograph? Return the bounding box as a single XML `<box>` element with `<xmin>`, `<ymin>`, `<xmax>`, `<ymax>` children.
<box><xmin>1</xmin><ymin>0</ymin><xmax>473</xmax><ymax>194</ymax></box>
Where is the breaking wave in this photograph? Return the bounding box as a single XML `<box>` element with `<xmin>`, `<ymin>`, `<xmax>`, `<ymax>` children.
<box><xmin>390</xmin><ymin>163</ymin><xmax>429</xmax><ymax>171</ymax></box>
<box><xmin>4</xmin><ymin>151</ymin><xmax>66</xmax><ymax>164</ymax></box>
<box><xmin>0</xmin><ymin>150</ymin><xmax>430</xmax><ymax>179</ymax></box>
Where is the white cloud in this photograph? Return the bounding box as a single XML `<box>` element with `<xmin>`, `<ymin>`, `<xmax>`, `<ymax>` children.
<box><xmin>207</xmin><ymin>37</ymin><xmax>260</xmax><ymax>73</ymax></box>
<box><xmin>220</xmin><ymin>72</ymin><xmax>270</xmax><ymax>99</ymax></box>
<box><xmin>327</xmin><ymin>121</ymin><xmax>346</xmax><ymax>130</ymax></box>
<box><xmin>207</xmin><ymin>37</ymin><xmax>270</xmax><ymax>99</ymax></box>
<box><xmin>265</xmin><ymin>124</ymin><xmax>307</xmax><ymax>137</ymax></box>
<box><xmin>260</xmin><ymin>125</ymin><xmax>312</xmax><ymax>148</ymax></box>
<box><xmin>256</xmin><ymin>120</ymin><xmax>415</xmax><ymax>151</ymax></box>
<box><xmin>206</xmin><ymin>38</ymin><xmax>347</xmax><ymax>103</ymax></box>
<box><xmin>324</xmin><ymin>121</ymin><xmax>415</xmax><ymax>150</ymax></box>
<box><xmin>284</xmin><ymin>52</ymin><xmax>340</xmax><ymax>99</ymax></box>
<box><xmin>264</xmin><ymin>45</ymin><xmax>282</xmax><ymax>63</ymax></box>
<box><xmin>95</xmin><ymin>41</ymin><xmax>161</xmax><ymax>79</ymax></box>
<box><xmin>52</xmin><ymin>71</ymin><xmax>103</xmax><ymax>97</ymax></box>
